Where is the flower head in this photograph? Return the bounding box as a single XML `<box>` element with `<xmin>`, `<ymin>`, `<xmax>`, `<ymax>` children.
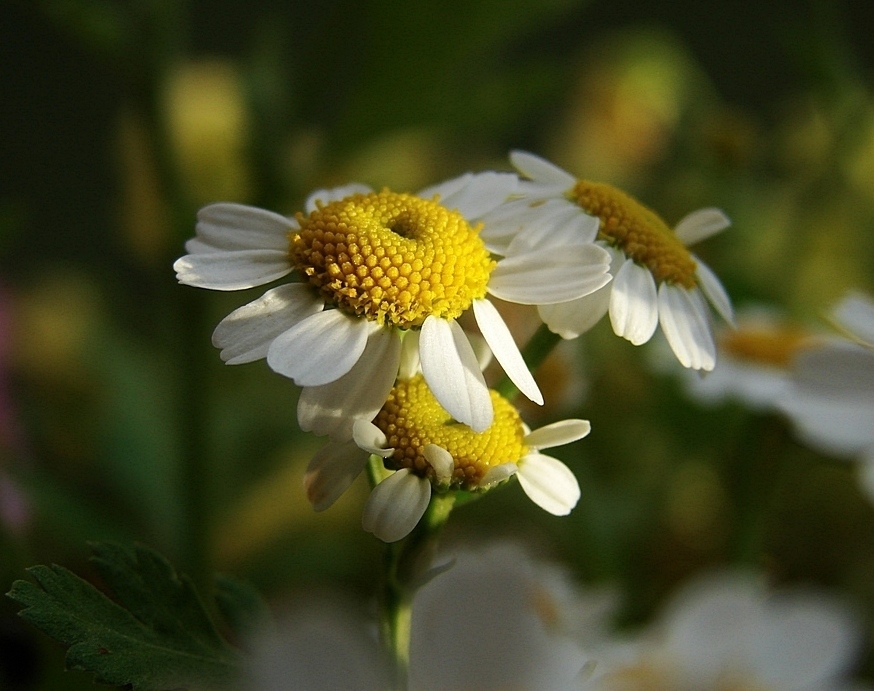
<box><xmin>484</xmin><ymin>151</ymin><xmax>734</xmax><ymax>371</ymax></box>
<box><xmin>174</xmin><ymin>171</ymin><xmax>611</xmax><ymax>435</ymax></box>
<box><xmin>304</xmin><ymin>369</ymin><xmax>589</xmax><ymax>542</ymax></box>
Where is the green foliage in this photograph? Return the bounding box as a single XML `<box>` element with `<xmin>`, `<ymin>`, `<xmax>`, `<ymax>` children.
<box><xmin>6</xmin><ymin>543</ymin><xmax>249</xmax><ymax>691</ymax></box>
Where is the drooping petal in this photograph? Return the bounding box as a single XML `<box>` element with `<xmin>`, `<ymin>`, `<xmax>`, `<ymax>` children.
<box><xmin>423</xmin><ymin>444</ymin><xmax>454</xmax><ymax>483</ymax></box>
<box><xmin>673</xmin><ymin>207</ymin><xmax>731</xmax><ymax>246</ymax></box>
<box><xmin>516</xmin><ymin>453</ymin><xmax>581</xmax><ymax>516</ymax></box>
<box><xmin>510</xmin><ymin>150</ymin><xmax>577</xmax><ymax>189</ymax></box>
<box><xmin>479</xmin><ymin>462</ymin><xmax>518</xmax><ymax>489</ymax></box>
<box><xmin>473</xmin><ymin>299</ymin><xmax>543</xmax><ymax>405</ymax></box>
<box><xmin>658</xmin><ymin>284</ymin><xmax>716</xmax><ymax>371</ymax></box>
<box><xmin>538</xmin><ymin>287</ymin><xmax>612</xmax><ymax>339</ymax></box>
<box><xmin>609</xmin><ymin>258</ymin><xmax>659</xmax><ymax>345</ymax></box>
<box><xmin>524</xmin><ymin>419</ymin><xmax>591</xmax><ymax>450</ymax></box>
<box><xmin>297</xmin><ymin>327</ymin><xmax>401</xmax><ymax>440</ymax></box>
<box><xmin>352</xmin><ymin>420</ymin><xmax>394</xmax><ymax>458</ymax></box>
<box><xmin>419</xmin><ymin>316</ymin><xmax>493</xmax><ymax>432</ymax></box>
<box><xmin>173</xmin><ymin>250</ymin><xmax>293</xmax><ymax>290</ymax></box>
<box><xmin>211</xmin><ymin>283</ymin><xmax>323</xmax><ymax>364</ymax></box>
<box><xmin>189</xmin><ymin>203</ymin><xmax>293</xmax><ymax>253</ymax></box>
<box><xmin>695</xmin><ymin>258</ymin><xmax>735</xmax><ymax>326</ymax></box>
<box><xmin>267</xmin><ymin>310</ymin><xmax>374</xmax><ymax>386</ymax></box>
<box><xmin>362</xmin><ymin>469</ymin><xmax>431</xmax><ymax>543</ymax></box>
<box><xmin>304</xmin><ymin>184</ymin><xmax>373</xmax><ymax>213</ymax></box>
<box><xmin>421</xmin><ymin>171</ymin><xmax>517</xmax><ymax>220</ymax></box>
<box><xmin>488</xmin><ymin>243</ymin><xmax>612</xmax><ymax>305</ymax></box>
<box><xmin>303</xmin><ymin>440</ymin><xmax>369</xmax><ymax>511</ymax></box>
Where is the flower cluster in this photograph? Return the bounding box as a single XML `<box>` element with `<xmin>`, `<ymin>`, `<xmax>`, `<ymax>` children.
<box><xmin>174</xmin><ymin>152</ymin><xmax>733</xmax><ymax>541</ymax></box>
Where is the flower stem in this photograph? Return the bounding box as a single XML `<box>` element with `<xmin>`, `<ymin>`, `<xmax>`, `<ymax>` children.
<box><xmin>495</xmin><ymin>323</ymin><xmax>563</xmax><ymax>400</ymax></box>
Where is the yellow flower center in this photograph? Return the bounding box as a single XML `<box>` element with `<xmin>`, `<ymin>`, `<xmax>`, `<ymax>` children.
<box><xmin>569</xmin><ymin>181</ymin><xmax>697</xmax><ymax>288</ymax></box>
<box><xmin>290</xmin><ymin>190</ymin><xmax>495</xmax><ymax>328</ymax></box>
<box><xmin>721</xmin><ymin>325</ymin><xmax>812</xmax><ymax>368</ymax></box>
<box><xmin>373</xmin><ymin>374</ymin><xmax>527</xmax><ymax>489</ymax></box>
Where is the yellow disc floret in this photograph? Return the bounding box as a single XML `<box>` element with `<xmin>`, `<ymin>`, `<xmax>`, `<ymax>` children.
<box><xmin>570</xmin><ymin>181</ymin><xmax>697</xmax><ymax>288</ymax></box>
<box><xmin>373</xmin><ymin>374</ymin><xmax>527</xmax><ymax>490</ymax></box>
<box><xmin>290</xmin><ymin>190</ymin><xmax>495</xmax><ymax>328</ymax></box>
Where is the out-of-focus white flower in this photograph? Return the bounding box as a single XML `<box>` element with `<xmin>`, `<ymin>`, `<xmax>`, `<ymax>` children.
<box><xmin>589</xmin><ymin>571</ymin><xmax>865</xmax><ymax>690</ymax></box>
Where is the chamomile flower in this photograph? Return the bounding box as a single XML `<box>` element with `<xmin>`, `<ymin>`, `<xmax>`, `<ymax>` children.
<box><xmin>174</xmin><ymin>172</ymin><xmax>611</xmax><ymax>436</ymax></box>
<box><xmin>304</xmin><ymin>370</ymin><xmax>589</xmax><ymax>543</ymax></box>
<box><xmin>484</xmin><ymin>151</ymin><xmax>734</xmax><ymax>371</ymax></box>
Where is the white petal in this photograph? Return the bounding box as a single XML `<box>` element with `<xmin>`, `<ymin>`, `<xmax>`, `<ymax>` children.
<box><xmin>211</xmin><ymin>284</ymin><xmax>323</xmax><ymax>364</ymax></box>
<box><xmin>673</xmin><ymin>207</ymin><xmax>731</xmax><ymax>246</ymax></box>
<box><xmin>695</xmin><ymin>258</ymin><xmax>735</xmax><ymax>326</ymax></box>
<box><xmin>488</xmin><ymin>243</ymin><xmax>612</xmax><ymax>305</ymax></box>
<box><xmin>191</xmin><ymin>203</ymin><xmax>293</xmax><ymax>252</ymax></box>
<box><xmin>423</xmin><ymin>444</ymin><xmax>454</xmax><ymax>483</ymax></box>
<box><xmin>524</xmin><ymin>419</ymin><xmax>591</xmax><ymax>450</ymax></box>
<box><xmin>609</xmin><ymin>258</ymin><xmax>659</xmax><ymax>345</ymax></box>
<box><xmin>352</xmin><ymin>420</ymin><xmax>394</xmax><ymax>458</ymax></box>
<box><xmin>831</xmin><ymin>291</ymin><xmax>874</xmax><ymax>346</ymax></box>
<box><xmin>173</xmin><ymin>250</ymin><xmax>293</xmax><ymax>290</ymax></box>
<box><xmin>500</xmin><ymin>201</ymin><xmax>600</xmax><ymax>255</ymax></box>
<box><xmin>422</xmin><ymin>171</ymin><xmax>517</xmax><ymax>220</ymax></box>
<box><xmin>417</xmin><ymin>172</ymin><xmax>473</xmax><ymax>203</ymax></box>
<box><xmin>267</xmin><ymin>310</ymin><xmax>373</xmax><ymax>386</ymax></box>
<box><xmin>419</xmin><ymin>316</ymin><xmax>493</xmax><ymax>432</ymax></box>
<box><xmin>362</xmin><ymin>469</ymin><xmax>431</xmax><ymax>543</ymax></box>
<box><xmin>537</xmin><ymin>286</ymin><xmax>611</xmax><ymax>339</ymax></box>
<box><xmin>479</xmin><ymin>462</ymin><xmax>518</xmax><ymax>488</ymax></box>
<box><xmin>658</xmin><ymin>284</ymin><xmax>716</xmax><ymax>371</ymax></box>
<box><xmin>303</xmin><ymin>440</ymin><xmax>368</xmax><ymax>511</ymax></box>
<box><xmin>509</xmin><ymin>150</ymin><xmax>577</xmax><ymax>189</ymax></box>
<box><xmin>398</xmin><ymin>330</ymin><xmax>421</xmax><ymax>380</ymax></box>
<box><xmin>516</xmin><ymin>453</ymin><xmax>581</xmax><ymax>515</ymax></box>
<box><xmin>297</xmin><ymin>327</ymin><xmax>401</xmax><ymax>440</ymax></box>
<box><xmin>304</xmin><ymin>184</ymin><xmax>373</xmax><ymax>213</ymax></box>
<box><xmin>473</xmin><ymin>299</ymin><xmax>543</xmax><ymax>405</ymax></box>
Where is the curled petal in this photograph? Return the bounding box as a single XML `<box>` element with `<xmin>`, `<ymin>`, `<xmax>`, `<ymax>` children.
<box><xmin>190</xmin><ymin>203</ymin><xmax>293</xmax><ymax>253</ymax></box>
<box><xmin>673</xmin><ymin>207</ymin><xmax>731</xmax><ymax>246</ymax></box>
<box><xmin>609</xmin><ymin>259</ymin><xmax>658</xmax><ymax>345</ymax></box>
<box><xmin>423</xmin><ymin>444</ymin><xmax>454</xmax><ymax>483</ymax></box>
<box><xmin>419</xmin><ymin>316</ymin><xmax>493</xmax><ymax>432</ymax></box>
<box><xmin>658</xmin><ymin>284</ymin><xmax>716</xmax><ymax>371</ymax></box>
<box><xmin>524</xmin><ymin>419</ymin><xmax>591</xmax><ymax>450</ymax></box>
<box><xmin>211</xmin><ymin>284</ymin><xmax>323</xmax><ymax>364</ymax></box>
<box><xmin>304</xmin><ymin>440</ymin><xmax>368</xmax><ymax>512</ymax></box>
<box><xmin>479</xmin><ymin>463</ymin><xmax>518</xmax><ymax>489</ymax></box>
<box><xmin>353</xmin><ymin>420</ymin><xmax>394</xmax><ymax>458</ymax></box>
<box><xmin>362</xmin><ymin>470</ymin><xmax>431</xmax><ymax>543</ymax></box>
<box><xmin>517</xmin><ymin>454</ymin><xmax>581</xmax><ymax>516</ymax></box>
<box><xmin>173</xmin><ymin>250</ymin><xmax>292</xmax><ymax>291</ymax></box>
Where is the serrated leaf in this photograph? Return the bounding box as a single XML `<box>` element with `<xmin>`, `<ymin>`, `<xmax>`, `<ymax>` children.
<box><xmin>6</xmin><ymin>543</ymin><xmax>243</xmax><ymax>691</ymax></box>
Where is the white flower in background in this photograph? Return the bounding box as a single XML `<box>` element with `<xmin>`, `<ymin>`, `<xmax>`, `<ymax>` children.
<box><xmin>778</xmin><ymin>291</ymin><xmax>874</xmax><ymax>501</ymax></box>
<box><xmin>304</xmin><ymin>342</ymin><xmax>589</xmax><ymax>542</ymax></box>
<box><xmin>590</xmin><ymin>571</ymin><xmax>865</xmax><ymax>690</ymax></box>
<box><xmin>174</xmin><ymin>172</ymin><xmax>612</xmax><ymax>436</ymax></box>
<box><xmin>483</xmin><ymin>151</ymin><xmax>734</xmax><ymax>371</ymax></box>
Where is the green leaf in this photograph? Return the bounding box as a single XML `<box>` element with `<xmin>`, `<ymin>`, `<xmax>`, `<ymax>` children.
<box><xmin>6</xmin><ymin>543</ymin><xmax>243</xmax><ymax>691</ymax></box>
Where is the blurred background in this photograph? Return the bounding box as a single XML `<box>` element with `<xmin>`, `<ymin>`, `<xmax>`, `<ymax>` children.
<box><xmin>2</xmin><ymin>0</ymin><xmax>874</xmax><ymax>687</ymax></box>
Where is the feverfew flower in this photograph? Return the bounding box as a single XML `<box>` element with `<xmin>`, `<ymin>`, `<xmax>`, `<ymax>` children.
<box><xmin>484</xmin><ymin>151</ymin><xmax>734</xmax><ymax>371</ymax></box>
<box><xmin>304</xmin><ymin>358</ymin><xmax>589</xmax><ymax>542</ymax></box>
<box><xmin>590</xmin><ymin>571</ymin><xmax>864</xmax><ymax>690</ymax></box>
<box><xmin>174</xmin><ymin>173</ymin><xmax>611</xmax><ymax>435</ymax></box>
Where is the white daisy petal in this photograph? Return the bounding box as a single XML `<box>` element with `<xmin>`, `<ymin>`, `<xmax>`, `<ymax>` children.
<box><xmin>173</xmin><ymin>250</ymin><xmax>293</xmax><ymax>291</ymax></box>
<box><xmin>211</xmin><ymin>283</ymin><xmax>323</xmax><ymax>364</ymax></box>
<box><xmin>524</xmin><ymin>419</ymin><xmax>591</xmax><ymax>449</ymax></box>
<box><xmin>516</xmin><ymin>453</ymin><xmax>581</xmax><ymax>516</ymax></box>
<box><xmin>297</xmin><ymin>326</ymin><xmax>401</xmax><ymax>440</ymax></box>
<box><xmin>695</xmin><ymin>258</ymin><xmax>735</xmax><ymax>326</ymax></box>
<box><xmin>191</xmin><ymin>203</ymin><xmax>293</xmax><ymax>252</ymax></box>
<box><xmin>424</xmin><ymin>171</ymin><xmax>517</xmax><ymax>219</ymax></box>
<box><xmin>479</xmin><ymin>462</ymin><xmax>519</xmax><ymax>489</ymax></box>
<box><xmin>831</xmin><ymin>292</ymin><xmax>874</xmax><ymax>346</ymax></box>
<box><xmin>673</xmin><ymin>207</ymin><xmax>731</xmax><ymax>246</ymax></box>
<box><xmin>473</xmin><ymin>299</ymin><xmax>543</xmax><ymax>405</ymax></box>
<box><xmin>488</xmin><ymin>243</ymin><xmax>612</xmax><ymax>305</ymax></box>
<box><xmin>398</xmin><ymin>329</ymin><xmax>421</xmax><ymax>380</ymax></box>
<box><xmin>658</xmin><ymin>284</ymin><xmax>716</xmax><ymax>371</ymax></box>
<box><xmin>303</xmin><ymin>440</ymin><xmax>368</xmax><ymax>511</ymax></box>
<box><xmin>304</xmin><ymin>183</ymin><xmax>373</xmax><ymax>213</ymax></box>
<box><xmin>352</xmin><ymin>420</ymin><xmax>394</xmax><ymax>458</ymax></box>
<box><xmin>609</xmin><ymin>258</ymin><xmax>659</xmax><ymax>345</ymax></box>
<box><xmin>423</xmin><ymin>444</ymin><xmax>454</xmax><ymax>483</ymax></box>
<box><xmin>417</xmin><ymin>172</ymin><xmax>473</xmax><ymax>203</ymax></box>
<box><xmin>501</xmin><ymin>201</ymin><xmax>600</xmax><ymax>256</ymax></box>
<box><xmin>267</xmin><ymin>310</ymin><xmax>374</xmax><ymax>386</ymax></box>
<box><xmin>538</xmin><ymin>286</ymin><xmax>612</xmax><ymax>339</ymax></box>
<box><xmin>362</xmin><ymin>469</ymin><xmax>431</xmax><ymax>543</ymax></box>
<box><xmin>510</xmin><ymin>150</ymin><xmax>577</xmax><ymax>189</ymax></box>
<box><xmin>419</xmin><ymin>316</ymin><xmax>493</xmax><ymax>432</ymax></box>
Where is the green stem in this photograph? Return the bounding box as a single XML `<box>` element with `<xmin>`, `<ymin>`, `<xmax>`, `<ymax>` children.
<box><xmin>494</xmin><ymin>323</ymin><xmax>563</xmax><ymax>401</ymax></box>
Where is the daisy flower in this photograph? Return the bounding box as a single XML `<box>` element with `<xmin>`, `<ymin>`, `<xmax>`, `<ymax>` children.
<box><xmin>483</xmin><ymin>151</ymin><xmax>734</xmax><ymax>371</ymax></box>
<box><xmin>174</xmin><ymin>172</ymin><xmax>611</xmax><ymax>436</ymax></box>
<box><xmin>304</xmin><ymin>352</ymin><xmax>590</xmax><ymax>542</ymax></box>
